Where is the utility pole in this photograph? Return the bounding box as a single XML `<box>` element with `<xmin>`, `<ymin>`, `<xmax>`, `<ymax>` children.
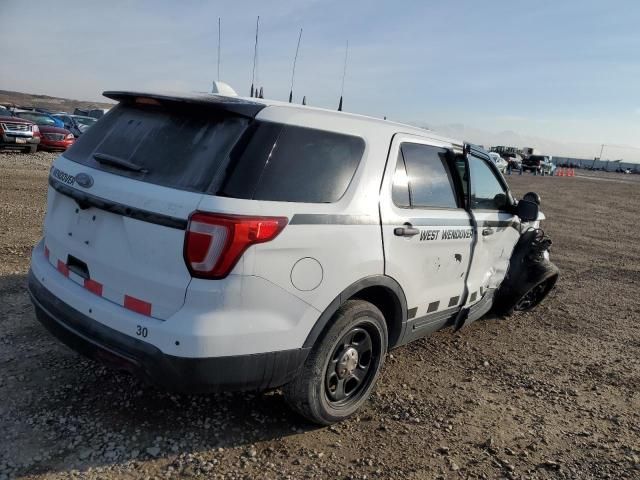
<box><xmin>591</xmin><ymin>144</ymin><xmax>605</xmax><ymax>169</ymax></box>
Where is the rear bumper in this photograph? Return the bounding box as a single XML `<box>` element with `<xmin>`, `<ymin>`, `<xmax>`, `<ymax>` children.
<box><xmin>28</xmin><ymin>270</ymin><xmax>309</xmax><ymax>392</ymax></box>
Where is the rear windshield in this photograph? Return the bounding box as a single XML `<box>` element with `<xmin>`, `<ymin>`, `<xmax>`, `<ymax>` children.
<box><xmin>65</xmin><ymin>104</ymin><xmax>365</xmax><ymax>202</ymax></box>
<box><xmin>64</xmin><ymin>103</ymin><xmax>250</xmax><ymax>193</ymax></box>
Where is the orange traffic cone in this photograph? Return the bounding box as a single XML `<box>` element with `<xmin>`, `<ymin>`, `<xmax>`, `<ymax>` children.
<box><xmin>569</xmin><ymin>168</ymin><xmax>575</xmax><ymax>177</ymax></box>
<box><xmin>557</xmin><ymin>168</ymin><xmax>564</xmax><ymax>177</ymax></box>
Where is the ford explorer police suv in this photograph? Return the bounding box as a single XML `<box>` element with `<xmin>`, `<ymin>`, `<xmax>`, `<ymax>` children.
<box><xmin>28</xmin><ymin>92</ymin><xmax>558</xmax><ymax>424</ymax></box>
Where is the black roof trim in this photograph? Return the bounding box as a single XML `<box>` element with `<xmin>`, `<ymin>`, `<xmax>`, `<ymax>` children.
<box><xmin>467</xmin><ymin>143</ymin><xmax>491</xmax><ymax>159</ymax></box>
<box><xmin>102</xmin><ymin>91</ymin><xmax>265</xmax><ymax>118</ymax></box>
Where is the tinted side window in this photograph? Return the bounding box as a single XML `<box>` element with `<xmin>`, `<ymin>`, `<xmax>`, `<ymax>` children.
<box><xmin>399</xmin><ymin>143</ymin><xmax>458</xmax><ymax>209</ymax></box>
<box><xmin>221</xmin><ymin>122</ymin><xmax>364</xmax><ymax>203</ymax></box>
<box><xmin>468</xmin><ymin>155</ymin><xmax>507</xmax><ymax>210</ymax></box>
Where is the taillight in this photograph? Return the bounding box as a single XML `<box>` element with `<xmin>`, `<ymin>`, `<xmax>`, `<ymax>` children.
<box><xmin>32</xmin><ymin>124</ymin><xmax>40</xmax><ymax>137</ymax></box>
<box><xmin>184</xmin><ymin>212</ymin><xmax>288</xmax><ymax>279</ymax></box>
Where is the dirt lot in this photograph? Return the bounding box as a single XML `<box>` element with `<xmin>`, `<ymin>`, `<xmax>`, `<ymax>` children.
<box><xmin>0</xmin><ymin>151</ymin><xmax>638</xmax><ymax>480</ymax></box>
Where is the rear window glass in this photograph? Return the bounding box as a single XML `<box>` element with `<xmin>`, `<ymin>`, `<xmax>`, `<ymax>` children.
<box><xmin>398</xmin><ymin>143</ymin><xmax>458</xmax><ymax>209</ymax></box>
<box><xmin>219</xmin><ymin>122</ymin><xmax>365</xmax><ymax>203</ymax></box>
<box><xmin>64</xmin><ymin>104</ymin><xmax>249</xmax><ymax>193</ymax></box>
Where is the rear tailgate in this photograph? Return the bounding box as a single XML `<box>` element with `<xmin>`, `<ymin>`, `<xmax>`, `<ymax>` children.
<box><xmin>46</xmin><ymin>159</ymin><xmax>200</xmax><ymax>319</ymax></box>
<box><xmin>42</xmin><ymin>94</ymin><xmax>262</xmax><ymax>320</ymax></box>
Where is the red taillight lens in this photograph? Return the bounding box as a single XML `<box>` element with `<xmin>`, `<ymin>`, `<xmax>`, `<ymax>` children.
<box><xmin>184</xmin><ymin>212</ymin><xmax>288</xmax><ymax>279</ymax></box>
<box><xmin>32</xmin><ymin>124</ymin><xmax>40</xmax><ymax>137</ymax></box>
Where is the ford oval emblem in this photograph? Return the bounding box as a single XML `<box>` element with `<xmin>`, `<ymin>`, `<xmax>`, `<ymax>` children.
<box><xmin>75</xmin><ymin>173</ymin><xmax>94</xmax><ymax>189</ymax></box>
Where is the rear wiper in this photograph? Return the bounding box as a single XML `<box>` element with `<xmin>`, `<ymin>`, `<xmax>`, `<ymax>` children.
<box><xmin>93</xmin><ymin>152</ymin><xmax>148</xmax><ymax>173</ymax></box>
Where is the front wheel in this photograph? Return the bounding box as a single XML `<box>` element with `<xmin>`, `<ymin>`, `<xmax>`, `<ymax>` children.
<box><xmin>513</xmin><ymin>277</ymin><xmax>556</xmax><ymax>311</ymax></box>
<box><xmin>284</xmin><ymin>300</ymin><xmax>388</xmax><ymax>425</ymax></box>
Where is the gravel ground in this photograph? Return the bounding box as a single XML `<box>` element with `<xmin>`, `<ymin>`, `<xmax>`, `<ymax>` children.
<box><xmin>0</xmin><ymin>150</ymin><xmax>639</xmax><ymax>479</ymax></box>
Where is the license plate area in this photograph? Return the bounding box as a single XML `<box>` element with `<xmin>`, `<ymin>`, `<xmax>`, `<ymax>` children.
<box><xmin>15</xmin><ymin>138</ymin><xmax>27</xmax><ymax>144</ymax></box>
<box><xmin>67</xmin><ymin>207</ymin><xmax>101</xmax><ymax>247</ymax></box>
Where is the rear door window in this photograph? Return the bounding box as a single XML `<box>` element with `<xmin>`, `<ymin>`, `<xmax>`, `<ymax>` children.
<box><xmin>64</xmin><ymin>104</ymin><xmax>250</xmax><ymax>193</ymax></box>
<box><xmin>393</xmin><ymin>143</ymin><xmax>458</xmax><ymax>209</ymax></box>
<box><xmin>220</xmin><ymin>122</ymin><xmax>364</xmax><ymax>203</ymax></box>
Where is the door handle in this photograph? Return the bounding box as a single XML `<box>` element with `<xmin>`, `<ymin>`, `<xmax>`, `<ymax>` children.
<box><xmin>482</xmin><ymin>228</ymin><xmax>494</xmax><ymax>236</ymax></box>
<box><xmin>394</xmin><ymin>223</ymin><xmax>420</xmax><ymax>237</ymax></box>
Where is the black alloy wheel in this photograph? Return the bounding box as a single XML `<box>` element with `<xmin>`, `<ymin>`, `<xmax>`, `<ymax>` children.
<box><xmin>283</xmin><ymin>300</ymin><xmax>388</xmax><ymax>425</ymax></box>
<box><xmin>325</xmin><ymin>326</ymin><xmax>378</xmax><ymax>405</ymax></box>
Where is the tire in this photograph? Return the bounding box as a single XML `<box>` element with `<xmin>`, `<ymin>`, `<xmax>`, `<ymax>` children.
<box><xmin>512</xmin><ymin>277</ymin><xmax>557</xmax><ymax>312</ymax></box>
<box><xmin>25</xmin><ymin>145</ymin><xmax>37</xmax><ymax>154</ymax></box>
<box><xmin>284</xmin><ymin>300</ymin><xmax>388</xmax><ymax>425</ymax></box>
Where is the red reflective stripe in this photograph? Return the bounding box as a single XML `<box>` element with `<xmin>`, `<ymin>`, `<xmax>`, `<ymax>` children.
<box><xmin>57</xmin><ymin>260</ymin><xmax>69</xmax><ymax>277</ymax></box>
<box><xmin>44</xmin><ymin>245</ymin><xmax>50</xmax><ymax>260</ymax></box>
<box><xmin>84</xmin><ymin>278</ymin><xmax>103</xmax><ymax>296</ymax></box>
<box><xmin>124</xmin><ymin>295</ymin><xmax>152</xmax><ymax>316</ymax></box>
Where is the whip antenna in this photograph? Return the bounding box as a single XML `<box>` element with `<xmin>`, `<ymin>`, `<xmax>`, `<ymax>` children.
<box><xmin>217</xmin><ymin>17</ymin><xmax>221</xmax><ymax>81</ymax></box>
<box><xmin>250</xmin><ymin>16</ymin><xmax>260</xmax><ymax>97</ymax></box>
<box><xmin>338</xmin><ymin>40</ymin><xmax>349</xmax><ymax>111</ymax></box>
<box><xmin>289</xmin><ymin>28</ymin><xmax>303</xmax><ymax>103</ymax></box>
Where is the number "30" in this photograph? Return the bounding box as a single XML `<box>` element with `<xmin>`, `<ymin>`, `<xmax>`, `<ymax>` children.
<box><xmin>136</xmin><ymin>325</ymin><xmax>148</xmax><ymax>338</ymax></box>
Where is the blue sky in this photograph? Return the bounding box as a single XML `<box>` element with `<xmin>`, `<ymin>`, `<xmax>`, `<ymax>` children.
<box><xmin>2</xmin><ymin>0</ymin><xmax>639</xmax><ymax>158</ymax></box>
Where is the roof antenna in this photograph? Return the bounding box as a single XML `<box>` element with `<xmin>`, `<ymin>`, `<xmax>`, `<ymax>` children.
<box><xmin>250</xmin><ymin>16</ymin><xmax>259</xmax><ymax>97</ymax></box>
<box><xmin>289</xmin><ymin>28</ymin><xmax>303</xmax><ymax>103</ymax></box>
<box><xmin>302</xmin><ymin>95</ymin><xmax>307</xmax><ymax>105</ymax></box>
<box><xmin>338</xmin><ymin>40</ymin><xmax>349</xmax><ymax>111</ymax></box>
<box><xmin>259</xmin><ymin>86</ymin><xmax>264</xmax><ymax>99</ymax></box>
<box><xmin>217</xmin><ymin>17</ymin><xmax>221</xmax><ymax>81</ymax></box>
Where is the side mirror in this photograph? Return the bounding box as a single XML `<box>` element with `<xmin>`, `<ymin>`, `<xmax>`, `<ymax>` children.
<box><xmin>517</xmin><ymin>199</ymin><xmax>539</xmax><ymax>222</ymax></box>
<box><xmin>523</xmin><ymin>191</ymin><xmax>541</xmax><ymax>205</ymax></box>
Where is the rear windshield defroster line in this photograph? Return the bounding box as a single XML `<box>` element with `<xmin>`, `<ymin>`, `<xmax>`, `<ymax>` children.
<box><xmin>48</xmin><ymin>176</ymin><xmax>188</xmax><ymax>230</ymax></box>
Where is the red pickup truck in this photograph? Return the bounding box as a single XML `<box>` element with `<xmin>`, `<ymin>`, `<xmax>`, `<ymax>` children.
<box><xmin>0</xmin><ymin>110</ymin><xmax>41</xmax><ymax>153</ymax></box>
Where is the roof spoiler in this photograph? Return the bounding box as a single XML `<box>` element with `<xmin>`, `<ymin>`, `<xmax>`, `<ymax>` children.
<box><xmin>102</xmin><ymin>91</ymin><xmax>265</xmax><ymax>118</ymax></box>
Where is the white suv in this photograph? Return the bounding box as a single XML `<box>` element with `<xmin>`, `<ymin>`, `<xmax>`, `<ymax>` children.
<box><xmin>28</xmin><ymin>91</ymin><xmax>558</xmax><ymax>424</ymax></box>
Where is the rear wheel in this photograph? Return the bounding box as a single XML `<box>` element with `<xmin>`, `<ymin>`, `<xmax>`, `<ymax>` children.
<box><xmin>25</xmin><ymin>145</ymin><xmax>37</xmax><ymax>154</ymax></box>
<box><xmin>284</xmin><ymin>300</ymin><xmax>387</xmax><ymax>425</ymax></box>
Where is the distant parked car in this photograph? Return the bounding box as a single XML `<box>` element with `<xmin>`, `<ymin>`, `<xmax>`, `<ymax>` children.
<box><xmin>522</xmin><ymin>155</ymin><xmax>553</xmax><ymax>174</ymax></box>
<box><xmin>13</xmin><ymin>111</ymin><xmax>74</xmax><ymax>151</ymax></box>
<box><xmin>503</xmin><ymin>152</ymin><xmax>523</xmax><ymax>172</ymax></box>
<box><xmin>38</xmin><ymin>126</ymin><xmax>75</xmax><ymax>151</ymax></box>
<box><xmin>488</xmin><ymin>152</ymin><xmax>508</xmax><ymax>173</ymax></box>
<box><xmin>0</xmin><ymin>113</ymin><xmax>40</xmax><ymax>153</ymax></box>
<box><xmin>54</xmin><ymin>114</ymin><xmax>97</xmax><ymax>137</ymax></box>
<box><xmin>13</xmin><ymin>111</ymin><xmax>65</xmax><ymax>129</ymax></box>
<box><xmin>73</xmin><ymin>107</ymin><xmax>109</xmax><ymax>119</ymax></box>
<box><xmin>540</xmin><ymin>157</ymin><xmax>556</xmax><ymax>176</ymax></box>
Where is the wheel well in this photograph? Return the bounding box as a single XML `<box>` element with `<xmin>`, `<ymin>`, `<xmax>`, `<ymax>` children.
<box><xmin>350</xmin><ymin>286</ymin><xmax>403</xmax><ymax>347</ymax></box>
<box><xmin>302</xmin><ymin>275</ymin><xmax>408</xmax><ymax>350</ymax></box>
